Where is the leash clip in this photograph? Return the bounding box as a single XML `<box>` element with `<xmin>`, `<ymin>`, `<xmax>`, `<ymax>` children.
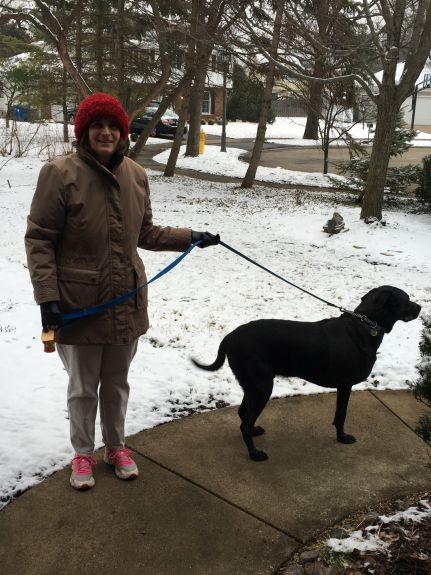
<box><xmin>341</xmin><ymin>308</ymin><xmax>381</xmax><ymax>337</ymax></box>
<box><xmin>358</xmin><ymin>314</ymin><xmax>380</xmax><ymax>336</ymax></box>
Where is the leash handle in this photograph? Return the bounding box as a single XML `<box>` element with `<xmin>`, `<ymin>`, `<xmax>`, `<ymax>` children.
<box><xmin>219</xmin><ymin>240</ymin><xmax>340</xmax><ymax>310</ymax></box>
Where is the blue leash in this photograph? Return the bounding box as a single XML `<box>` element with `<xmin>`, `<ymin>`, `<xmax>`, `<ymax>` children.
<box><xmin>62</xmin><ymin>240</ymin><xmax>202</xmax><ymax>321</ymax></box>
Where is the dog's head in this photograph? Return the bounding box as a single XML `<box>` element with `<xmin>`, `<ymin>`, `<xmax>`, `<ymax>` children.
<box><xmin>355</xmin><ymin>286</ymin><xmax>421</xmax><ymax>333</ymax></box>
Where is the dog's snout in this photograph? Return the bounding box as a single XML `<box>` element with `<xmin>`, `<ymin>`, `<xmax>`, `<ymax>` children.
<box><xmin>404</xmin><ymin>301</ymin><xmax>421</xmax><ymax>321</ymax></box>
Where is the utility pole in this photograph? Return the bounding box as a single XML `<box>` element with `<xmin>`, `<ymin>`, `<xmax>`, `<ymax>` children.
<box><xmin>220</xmin><ymin>52</ymin><xmax>228</xmax><ymax>152</ymax></box>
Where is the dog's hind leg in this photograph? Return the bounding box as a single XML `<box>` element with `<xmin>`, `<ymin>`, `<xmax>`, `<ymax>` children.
<box><xmin>238</xmin><ymin>397</ymin><xmax>265</xmax><ymax>436</ymax></box>
<box><xmin>239</xmin><ymin>380</ymin><xmax>274</xmax><ymax>461</ymax></box>
<box><xmin>333</xmin><ymin>385</ymin><xmax>356</xmax><ymax>444</ymax></box>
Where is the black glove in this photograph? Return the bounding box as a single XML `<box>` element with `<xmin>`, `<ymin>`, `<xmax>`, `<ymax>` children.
<box><xmin>40</xmin><ymin>301</ymin><xmax>64</xmax><ymax>331</ymax></box>
<box><xmin>191</xmin><ymin>230</ymin><xmax>220</xmax><ymax>248</ymax></box>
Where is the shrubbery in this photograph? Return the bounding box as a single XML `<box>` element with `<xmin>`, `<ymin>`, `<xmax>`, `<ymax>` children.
<box><xmin>410</xmin><ymin>313</ymin><xmax>431</xmax><ymax>444</ymax></box>
<box><xmin>226</xmin><ymin>66</ymin><xmax>275</xmax><ymax>124</ymax></box>
<box><xmin>337</xmin><ymin>119</ymin><xmax>420</xmax><ymax>195</ymax></box>
<box><xmin>415</xmin><ymin>154</ymin><xmax>431</xmax><ymax>208</ymax></box>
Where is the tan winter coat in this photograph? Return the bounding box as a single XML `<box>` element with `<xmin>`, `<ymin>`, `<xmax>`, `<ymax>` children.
<box><xmin>25</xmin><ymin>149</ymin><xmax>191</xmax><ymax>345</ymax></box>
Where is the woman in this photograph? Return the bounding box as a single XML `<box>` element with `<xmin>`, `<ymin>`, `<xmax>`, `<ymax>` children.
<box><xmin>25</xmin><ymin>93</ymin><xmax>219</xmax><ymax>490</ymax></box>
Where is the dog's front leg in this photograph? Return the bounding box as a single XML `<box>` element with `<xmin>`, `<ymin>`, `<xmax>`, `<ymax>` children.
<box><xmin>333</xmin><ymin>386</ymin><xmax>356</xmax><ymax>444</ymax></box>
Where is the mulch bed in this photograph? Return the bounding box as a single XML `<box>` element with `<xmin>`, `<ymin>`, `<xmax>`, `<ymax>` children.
<box><xmin>276</xmin><ymin>491</ymin><xmax>431</xmax><ymax>575</ymax></box>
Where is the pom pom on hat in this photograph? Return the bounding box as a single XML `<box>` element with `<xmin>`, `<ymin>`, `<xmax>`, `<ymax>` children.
<box><xmin>74</xmin><ymin>92</ymin><xmax>129</xmax><ymax>141</ymax></box>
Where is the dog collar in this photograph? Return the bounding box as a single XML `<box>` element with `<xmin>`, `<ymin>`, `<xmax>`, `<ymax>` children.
<box><xmin>341</xmin><ymin>308</ymin><xmax>382</xmax><ymax>337</ymax></box>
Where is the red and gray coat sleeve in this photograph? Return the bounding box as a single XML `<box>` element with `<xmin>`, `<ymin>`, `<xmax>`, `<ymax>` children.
<box><xmin>24</xmin><ymin>162</ymin><xmax>66</xmax><ymax>304</ymax></box>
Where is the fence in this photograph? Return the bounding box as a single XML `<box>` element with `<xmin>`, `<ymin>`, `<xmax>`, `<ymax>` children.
<box><xmin>272</xmin><ymin>98</ymin><xmax>308</xmax><ymax>117</ymax></box>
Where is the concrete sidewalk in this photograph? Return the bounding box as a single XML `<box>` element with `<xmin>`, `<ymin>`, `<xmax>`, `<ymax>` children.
<box><xmin>0</xmin><ymin>390</ymin><xmax>430</xmax><ymax>575</ymax></box>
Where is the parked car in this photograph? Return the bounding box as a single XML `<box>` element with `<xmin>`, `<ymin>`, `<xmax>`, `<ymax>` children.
<box><xmin>130</xmin><ymin>108</ymin><xmax>187</xmax><ymax>139</ymax></box>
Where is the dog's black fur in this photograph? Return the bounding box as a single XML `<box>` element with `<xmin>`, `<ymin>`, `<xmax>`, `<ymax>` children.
<box><xmin>192</xmin><ymin>286</ymin><xmax>421</xmax><ymax>461</ymax></box>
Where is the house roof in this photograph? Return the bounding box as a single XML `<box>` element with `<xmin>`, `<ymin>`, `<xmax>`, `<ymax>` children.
<box><xmin>375</xmin><ymin>59</ymin><xmax>431</xmax><ymax>87</ymax></box>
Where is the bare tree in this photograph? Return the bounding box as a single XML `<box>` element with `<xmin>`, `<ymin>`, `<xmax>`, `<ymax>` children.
<box><xmin>164</xmin><ymin>83</ymin><xmax>191</xmax><ymax>176</ymax></box>
<box><xmin>360</xmin><ymin>0</ymin><xmax>431</xmax><ymax>220</ymax></box>
<box><xmin>0</xmin><ymin>0</ymin><xmax>91</xmax><ymax>96</ymax></box>
<box><xmin>185</xmin><ymin>0</ymin><xmax>229</xmax><ymax>157</ymax></box>
<box><xmin>241</xmin><ymin>1</ymin><xmax>431</xmax><ymax>219</ymax></box>
<box><xmin>286</xmin><ymin>0</ymin><xmax>360</xmax><ymax>140</ymax></box>
<box><xmin>0</xmin><ymin>0</ymin><xmax>176</xmax><ymax>139</ymax></box>
<box><xmin>241</xmin><ymin>0</ymin><xmax>284</xmax><ymax>188</ymax></box>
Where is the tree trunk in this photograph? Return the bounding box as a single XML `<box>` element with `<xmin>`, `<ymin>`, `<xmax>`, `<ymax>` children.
<box><xmin>128</xmin><ymin>95</ymin><xmax>174</xmax><ymax>161</ymax></box>
<box><xmin>57</xmin><ymin>37</ymin><xmax>90</xmax><ymax>97</ymax></box>
<box><xmin>94</xmin><ymin>0</ymin><xmax>104</xmax><ymax>91</ymax></box>
<box><xmin>61</xmin><ymin>67</ymin><xmax>69</xmax><ymax>143</ymax></box>
<box><xmin>185</xmin><ymin>56</ymin><xmax>210</xmax><ymax>157</ymax></box>
<box><xmin>321</xmin><ymin>102</ymin><xmax>332</xmax><ymax>173</ymax></box>
<box><xmin>129</xmin><ymin>75</ymin><xmax>192</xmax><ymax>160</ymax></box>
<box><xmin>360</xmin><ymin>100</ymin><xmax>399</xmax><ymax>220</ymax></box>
<box><xmin>302</xmin><ymin>0</ymin><xmax>328</xmax><ymax>140</ymax></box>
<box><xmin>164</xmin><ymin>86</ymin><xmax>190</xmax><ymax>176</ymax></box>
<box><xmin>241</xmin><ymin>0</ymin><xmax>283</xmax><ymax>188</ymax></box>
<box><xmin>303</xmin><ymin>63</ymin><xmax>324</xmax><ymax>140</ymax></box>
<box><xmin>75</xmin><ymin>0</ymin><xmax>83</xmax><ymax>75</ymax></box>
<box><xmin>116</xmin><ymin>0</ymin><xmax>126</xmax><ymax>106</ymax></box>
<box><xmin>323</xmin><ymin>145</ymin><xmax>329</xmax><ymax>174</ymax></box>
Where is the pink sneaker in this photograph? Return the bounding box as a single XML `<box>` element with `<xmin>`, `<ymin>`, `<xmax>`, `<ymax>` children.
<box><xmin>104</xmin><ymin>447</ymin><xmax>138</xmax><ymax>480</ymax></box>
<box><xmin>70</xmin><ymin>453</ymin><xmax>97</xmax><ymax>490</ymax></box>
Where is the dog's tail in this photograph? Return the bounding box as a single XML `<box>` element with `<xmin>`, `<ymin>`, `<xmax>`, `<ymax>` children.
<box><xmin>191</xmin><ymin>340</ymin><xmax>226</xmax><ymax>372</ymax></box>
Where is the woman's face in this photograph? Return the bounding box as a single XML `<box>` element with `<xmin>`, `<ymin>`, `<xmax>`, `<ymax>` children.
<box><xmin>88</xmin><ymin>117</ymin><xmax>121</xmax><ymax>164</ymax></box>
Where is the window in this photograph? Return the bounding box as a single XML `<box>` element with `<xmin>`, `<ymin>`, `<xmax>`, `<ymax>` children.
<box><xmin>202</xmin><ymin>91</ymin><xmax>210</xmax><ymax>114</ymax></box>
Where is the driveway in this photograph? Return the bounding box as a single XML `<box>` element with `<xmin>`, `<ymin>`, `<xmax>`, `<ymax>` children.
<box><xmin>142</xmin><ymin>133</ymin><xmax>431</xmax><ymax>176</ymax></box>
<box><xmin>253</xmin><ymin>143</ymin><xmax>431</xmax><ymax>174</ymax></box>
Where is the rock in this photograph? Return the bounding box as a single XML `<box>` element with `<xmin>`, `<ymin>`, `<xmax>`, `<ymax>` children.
<box><xmin>304</xmin><ymin>561</ymin><xmax>327</xmax><ymax>575</ymax></box>
<box><xmin>364</xmin><ymin>216</ymin><xmax>379</xmax><ymax>225</ymax></box>
<box><xmin>329</xmin><ymin>527</ymin><xmax>350</xmax><ymax>539</ymax></box>
<box><xmin>299</xmin><ymin>549</ymin><xmax>321</xmax><ymax>563</ymax></box>
<box><xmin>279</xmin><ymin>565</ymin><xmax>305</xmax><ymax>575</ymax></box>
<box><xmin>323</xmin><ymin>212</ymin><xmax>345</xmax><ymax>234</ymax></box>
<box><xmin>361</xmin><ymin>511</ymin><xmax>381</xmax><ymax>527</ymax></box>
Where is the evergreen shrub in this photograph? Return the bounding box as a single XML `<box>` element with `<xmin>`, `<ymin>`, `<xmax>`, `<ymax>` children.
<box><xmin>416</xmin><ymin>154</ymin><xmax>431</xmax><ymax>208</ymax></box>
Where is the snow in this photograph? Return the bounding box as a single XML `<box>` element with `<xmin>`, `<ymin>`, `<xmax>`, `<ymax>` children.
<box><xmin>379</xmin><ymin>499</ymin><xmax>431</xmax><ymax>525</ymax></box>
<box><xmin>375</xmin><ymin>59</ymin><xmax>431</xmax><ymax>86</ymax></box>
<box><xmin>153</xmin><ymin>144</ymin><xmax>346</xmax><ymax>187</ymax></box>
<box><xmin>326</xmin><ymin>499</ymin><xmax>431</xmax><ymax>555</ymax></box>
<box><xmin>153</xmin><ymin>118</ymin><xmax>431</xmax><ymax>187</ymax></box>
<box><xmin>327</xmin><ymin>530</ymin><xmax>389</xmax><ymax>554</ymax></box>
<box><xmin>0</xmin><ymin>118</ymin><xmax>430</xmax><ymax>509</ymax></box>
<box><xmin>200</xmin><ymin>116</ymin><xmax>431</xmax><ymax>143</ymax></box>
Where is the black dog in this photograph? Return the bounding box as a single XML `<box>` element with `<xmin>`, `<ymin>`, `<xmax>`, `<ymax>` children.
<box><xmin>192</xmin><ymin>286</ymin><xmax>421</xmax><ymax>461</ymax></box>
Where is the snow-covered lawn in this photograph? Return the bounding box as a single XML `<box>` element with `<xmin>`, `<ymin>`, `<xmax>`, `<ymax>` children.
<box><xmin>0</xmin><ymin>118</ymin><xmax>430</xmax><ymax>509</ymax></box>
<box><xmin>153</xmin><ymin>144</ymin><xmax>345</xmax><ymax>187</ymax></box>
<box><xmin>200</xmin><ymin>116</ymin><xmax>431</xmax><ymax>145</ymax></box>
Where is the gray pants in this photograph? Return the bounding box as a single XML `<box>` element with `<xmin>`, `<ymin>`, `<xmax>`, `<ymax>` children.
<box><xmin>57</xmin><ymin>340</ymin><xmax>138</xmax><ymax>454</ymax></box>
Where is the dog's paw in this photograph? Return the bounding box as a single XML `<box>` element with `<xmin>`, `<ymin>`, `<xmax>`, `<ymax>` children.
<box><xmin>249</xmin><ymin>449</ymin><xmax>268</xmax><ymax>461</ymax></box>
<box><xmin>253</xmin><ymin>426</ymin><xmax>265</xmax><ymax>436</ymax></box>
<box><xmin>337</xmin><ymin>433</ymin><xmax>356</xmax><ymax>444</ymax></box>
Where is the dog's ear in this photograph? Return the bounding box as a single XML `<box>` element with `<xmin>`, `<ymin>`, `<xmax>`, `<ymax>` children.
<box><xmin>362</xmin><ymin>287</ymin><xmax>394</xmax><ymax>306</ymax></box>
<box><xmin>361</xmin><ymin>288</ymin><xmax>377</xmax><ymax>301</ymax></box>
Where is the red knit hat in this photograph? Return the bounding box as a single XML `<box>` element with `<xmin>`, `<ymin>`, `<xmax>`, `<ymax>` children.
<box><xmin>74</xmin><ymin>92</ymin><xmax>129</xmax><ymax>141</ymax></box>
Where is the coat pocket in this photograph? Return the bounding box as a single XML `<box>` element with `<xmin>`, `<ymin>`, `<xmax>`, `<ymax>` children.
<box><xmin>57</xmin><ymin>267</ymin><xmax>100</xmax><ymax>313</ymax></box>
<box><xmin>133</xmin><ymin>260</ymin><xmax>148</xmax><ymax>311</ymax></box>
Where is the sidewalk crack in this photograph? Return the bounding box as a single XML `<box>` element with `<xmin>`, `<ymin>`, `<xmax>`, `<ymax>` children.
<box><xmin>126</xmin><ymin>445</ymin><xmax>303</xmax><ymax>545</ymax></box>
<box><xmin>367</xmin><ymin>390</ymin><xmax>431</xmax><ymax>448</ymax></box>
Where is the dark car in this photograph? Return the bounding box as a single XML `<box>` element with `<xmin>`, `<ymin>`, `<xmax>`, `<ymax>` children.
<box><xmin>130</xmin><ymin>108</ymin><xmax>187</xmax><ymax>139</ymax></box>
